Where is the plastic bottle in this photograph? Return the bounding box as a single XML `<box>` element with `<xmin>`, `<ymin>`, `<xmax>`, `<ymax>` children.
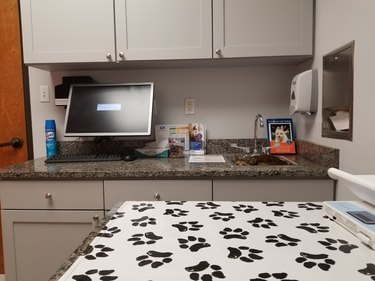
<box><xmin>45</xmin><ymin>120</ymin><xmax>57</xmax><ymax>157</ymax></box>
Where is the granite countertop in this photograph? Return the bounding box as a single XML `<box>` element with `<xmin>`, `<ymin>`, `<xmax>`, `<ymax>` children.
<box><xmin>0</xmin><ymin>140</ymin><xmax>339</xmax><ymax>180</ymax></box>
<box><xmin>0</xmin><ymin>155</ymin><xmax>331</xmax><ymax>180</ymax></box>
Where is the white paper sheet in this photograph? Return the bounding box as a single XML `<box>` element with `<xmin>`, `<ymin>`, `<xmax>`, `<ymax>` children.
<box><xmin>188</xmin><ymin>155</ymin><xmax>225</xmax><ymax>163</ymax></box>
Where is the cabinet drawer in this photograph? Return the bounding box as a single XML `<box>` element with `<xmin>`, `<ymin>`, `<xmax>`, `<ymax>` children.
<box><xmin>0</xmin><ymin>181</ymin><xmax>103</xmax><ymax>210</ymax></box>
<box><xmin>213</xmin><ymin>180</ymin><xmax>334</xmax><ymax>201</ymax></box>
<box><xmin>104</xmin><ymin>180</ymin><xmax>212</xmax><ymax>209</ymax></box>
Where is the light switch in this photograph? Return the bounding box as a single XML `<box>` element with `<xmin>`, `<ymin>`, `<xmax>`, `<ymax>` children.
<box><xmin>40</xmin><ymin>86</ymin><xmax>50</xmax><ymax>103</ymax></box>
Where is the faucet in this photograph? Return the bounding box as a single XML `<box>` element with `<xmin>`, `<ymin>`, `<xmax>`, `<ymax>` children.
<box><xmin>252</xmin><ymin>114</ymin><xmax>264</xmax><ymax>155</ymax></box>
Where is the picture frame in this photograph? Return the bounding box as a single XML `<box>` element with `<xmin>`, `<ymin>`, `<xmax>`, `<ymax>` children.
<box><xmin>266</xmin><ymin>118</ymin><xmax>296</xmax><ymax>154</ymax></box>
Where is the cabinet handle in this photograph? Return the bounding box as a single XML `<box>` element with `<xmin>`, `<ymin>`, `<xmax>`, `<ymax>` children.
<box><xmin>92</xmin><ymin>215</ymin><xmax>100</xmax><ymax>228</ymax></box>
<box><xmin>215</xmin><ymin>49</ymin><xmax>222</xmax><ymax>56</ymax></box>
<box><xmin>119</xmin><ymin>52</ymin><xmax>125</xmax><ymax>59</ymax></box>
<box><xmin>154</xmin><ymin>193</ymin><xmax>161</xmax><ymax>200</ymax></box>
<box><xmin>45</xmin><ymin>192</ymin><xmax>52</xmax><ymax>199</ymax></box>
<box><xmin>106</xmin><ymin>53</ymin><xmax>112</xmax><ymax>60</ymax></box>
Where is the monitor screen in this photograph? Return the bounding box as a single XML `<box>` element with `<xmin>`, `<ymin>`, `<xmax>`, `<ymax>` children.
<box><xmin>64</xmin><ymin>83</ymin><xmax>154</xmax><ymax>137</ymax></box>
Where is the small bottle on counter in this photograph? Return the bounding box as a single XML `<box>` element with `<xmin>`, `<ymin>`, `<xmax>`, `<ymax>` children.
<box><xmin>45</xmin><ymin>119</ymin><xmax>57</xmax><ymax>158</ymax></box>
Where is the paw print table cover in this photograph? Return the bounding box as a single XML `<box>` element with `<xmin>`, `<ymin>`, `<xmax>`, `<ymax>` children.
<box><xmin>58</xmin><ymin>201</ymin><xmax>375</xmax><ymax>281</ymax></box>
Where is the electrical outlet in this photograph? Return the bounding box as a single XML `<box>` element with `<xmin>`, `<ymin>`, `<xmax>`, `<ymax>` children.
<box><xmin>40</xmin><ymin>85</ymin><xmax>50</xmax><ymax>103</ymax></box>
<box><xmin>184</xmin><ymin>98</ymin><xmax>195</xmax><ymax>114</ymax></box>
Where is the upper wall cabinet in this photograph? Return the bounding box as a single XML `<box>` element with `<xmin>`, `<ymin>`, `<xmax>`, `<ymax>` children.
<box><xmin>20</xmin><ymin>0</ymin><xmax>116</xmax><ymax>63</ymax></box>
<box><xmin>115</xmin><ymin>0</ymin><xmax>212</xmax><ymax>61</ymax></box>
<box><xmin>20</xmin><ymin>0</ymin><xmax>313</xmax><ymax>64</ymax></box>
<box><xmin>213</xmin><ymin>0</ymin><xmax>313</xmax><ymax>58</ymax></box>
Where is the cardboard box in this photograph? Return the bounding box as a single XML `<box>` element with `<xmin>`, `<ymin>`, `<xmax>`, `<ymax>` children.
<box><xmin>155</xmin><ymin>124</ymin><xmax>190</xmax><ymax>151</ymax></box>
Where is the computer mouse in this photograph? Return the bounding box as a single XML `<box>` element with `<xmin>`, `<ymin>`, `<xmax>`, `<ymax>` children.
<box><xmin>124</xmin><ymin>155</ymin><xmax>136</xmax><ymax>161</ymax></box>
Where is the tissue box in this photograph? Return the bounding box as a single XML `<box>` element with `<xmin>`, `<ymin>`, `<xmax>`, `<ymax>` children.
<box><xmin>134</xmin><ymin>148</ymin><xmax>169</xmax><ymax>158</ymax></box>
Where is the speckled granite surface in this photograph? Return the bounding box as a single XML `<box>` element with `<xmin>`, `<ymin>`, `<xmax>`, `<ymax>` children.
<box><xmin>0</xmin><ymin>140</ymin><xmax>338</xmax><ymax>180</ymax></box>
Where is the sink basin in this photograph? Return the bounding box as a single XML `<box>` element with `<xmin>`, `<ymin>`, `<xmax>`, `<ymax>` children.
<box><xmin>231</xmin><ymin>154</ymin><xmax>297</xmax><ymax>166</ymax></box>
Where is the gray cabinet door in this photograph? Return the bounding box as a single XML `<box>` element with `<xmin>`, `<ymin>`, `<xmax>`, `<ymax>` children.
<box><xmin>115</xmin><ymin>0</ymin><xmax>212</xmax><ymax>61</ymax></box>
<box><xmin>2</xmin><ymin>210</ymin><xmax>104</xmax><ymax>281</ymax></box>
<box><xmin>20</xmin><ymin>0</ymin><xmax>116</xmax><ymax>63</ymax></box>
<box><xmin>213</xmin><ymin>0</ymin><xmax>313</xmax><ymax>58</ymax></box>
<box><xmin>213</xmin><ymin>180</ymin><xmax>334</xmax><ymax>201</ymax></box>
<box><xmin>104</xmin><ymin>180</ymin><xmax>212</xmax><ymax>209</ymax></box>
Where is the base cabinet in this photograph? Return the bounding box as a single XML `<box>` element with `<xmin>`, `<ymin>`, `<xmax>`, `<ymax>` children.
<box><xmin>0</xmin><ymin>181</ymin><xmax>104</xmax><ymax>281</ymax></box>
<box><xmin>213</xmin><ymin>180</ymin><xmax>334</xmax><ymax>201</ymax></box>
<box><xmin>0</xmin><ymin>178</ymin><xmax>333</xmax><ymax>280</ymax></box>
<box><xmin>2</xmin><ymin>210</ymin><xmax>103</xmax><ymax>281</ymax></box>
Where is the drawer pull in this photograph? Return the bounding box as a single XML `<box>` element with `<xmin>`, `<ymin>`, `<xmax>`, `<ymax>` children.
<box><xmin>154</xmin><ymin>193</ymin><xmax>161</xmax><ymax>200</ymax></box>
<box><xmin>92</xmin><ymin>215</ymin><xmax>100</xmax><ymax>228</ymax></box>
<box><xmin>45</xmin><ymin>192</ymin><xmax>52</xmax><ymax>199</ymax></box>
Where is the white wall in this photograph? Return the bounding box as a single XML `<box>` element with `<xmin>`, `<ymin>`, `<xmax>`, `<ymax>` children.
<box><xmin>294</xmin><ymin>0</ymin><xmax>375</xmax><ymax>200</ymax></box>
<box><xmin>29</xmin><ymin>65</ymin><xmax>295</xmax><ymax>158</ymax></box>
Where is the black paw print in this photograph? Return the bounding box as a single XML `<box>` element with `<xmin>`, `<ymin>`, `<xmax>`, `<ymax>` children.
<box><xmin>227</xmin><ymin>246</ymin><xmax>263</xmax><ymax>263</ymax></box>
<box><xmin>132</xmin><ymin>203</ymin><xmax>155</xmax><ymax>212</ymax></box>
<box><xmin>83</xmin><ymin>244</ymin><xmax>114</xmax><ymax>260</ymax></box>
<box><xmin>185</xmin><ymin>261</ymin><xmax>225</xmax><ymax>281</ymax></box>
<box><xmin>233</xmin><ymin>204</ymin><xmax>259</xmax><ymax>213</ymax></box>
<box><xmin>136</xmin><ymin>250</ymin><xmax>173</xmax><ymax>268</ymax></box>
<box><xmin>166</xmin><ymin>201</ymin><xmax>187</xmax><ymax>205</ymax></box>
<box><xmin>110</xmin><ymin>211</ymin><xmax>125</xmax><ymax>220</ymax></box>
<box><xmin>172</xmin><ymin>221</ymin><xmax>204</xmax><ymax>232</ymax></box>
<box><xmin>265</xmin><ymin>234</ymin><xmax>301</xmax><ymax>247</ymax></box>
<box><xmin>262</xmin><ymin>201</ymin><xmax>285</xmax><ymax>207</ymax></box>
<box><xmin>296</xmin><ymin>252</ymin><xmax>335</xmax><ymax>271</ymax></box>
<box><xmin>219</xmin><ymin>227</ymin><xmax>249</xmax><ymax>239</ymax></box>
<box><xmin>248</xmin><ymin>217</ymin><xmax>277</xmax><ymax>229</ymax></box>
<box><xmin>250</xmin><ymin>272</ymin><xmax>298</xmax><ymax>281</ymax></box>
<box><xmin>196</xmin><ymin>202</ymin><xmax>221</xmax><ymax>210</ymax></box>
<box><xmin>358</xmin><ymin>263</ymin><xmax>375</xmax><ymax>280</ymax></box>
<box><xmin>209</xmin><ymin>212</ymin><xmax>235</xmax><ymax>222</ymax></box>
<box><xmin>296</xmin><ymin>223</ymin><xmax>329</xmax><ymax>233</ymax></box>
<box><xmin>127</xmin><ymin>232</ymin><xmax>163</xmax><ymax>245</ymax></box>
<box><xmin>178</xmin><ymin>236</ymin><xmax>211</xmax><ymax>252</ymax></box>
<box><xmin>72</xmin><ymin>269</ymin><xmax>117</xmax><ymax>281</ymax></box>
<box><xmin>298</xmin><ymin>202</ymin><xmax>323</xmax><ymax>210</ymax></box>
<box><xmin>318</xmin><ymin>238</ymin><xmax>358</xmax><ymax>253</ymax></box>
<box><xmin>97</xmin><ymin>226</ymin><xmax>121</xmax><ymax>238</ymax></box>
<box><xmin>272</xmin><ymin>210</ymin><xmax>299</xmax><ymax>219</ymax></box>
<box><xmin>164</xmin><ymin>208</ymin><xmax>189</xmax><ymax>217</ymax></box>
<box><xmin>131</xmin><ymin>216</ymin><xmax>156</xmax><ymax>227</ymax></box>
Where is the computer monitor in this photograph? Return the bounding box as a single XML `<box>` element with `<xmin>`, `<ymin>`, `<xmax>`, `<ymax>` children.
<box><xmin>64</xmin><ymin>82</ymin><xmax>154</xmax><ymax>138</ymax></box>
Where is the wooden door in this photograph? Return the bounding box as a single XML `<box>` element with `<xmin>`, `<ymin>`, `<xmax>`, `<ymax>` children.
<box><xmin>0</xmin><ymin>0</ymin><xmax>28</xmax><ymax>167</ymax></box>
<box><xmin>0</xmin><ymin>0</ymin><xmax>30</xmax><ymax>274</ymax></box>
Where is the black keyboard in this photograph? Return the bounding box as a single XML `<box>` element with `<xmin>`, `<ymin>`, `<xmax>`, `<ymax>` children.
<box><xmin>45</xmin><ymin>153</ymin><xmax>123</xmax><ymax>163</ymax></box>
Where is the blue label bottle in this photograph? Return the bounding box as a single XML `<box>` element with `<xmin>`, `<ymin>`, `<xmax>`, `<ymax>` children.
<box><xmin>45</xmin><ymin>120</ymin><xmax>57</xmax><ymax>158</ymax></box>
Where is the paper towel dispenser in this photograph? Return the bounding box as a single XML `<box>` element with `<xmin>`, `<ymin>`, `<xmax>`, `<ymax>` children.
<box><xmin>289</xmin><ymin>69</ymin><xmax>318</xmax><ymax>115</ymax></box>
